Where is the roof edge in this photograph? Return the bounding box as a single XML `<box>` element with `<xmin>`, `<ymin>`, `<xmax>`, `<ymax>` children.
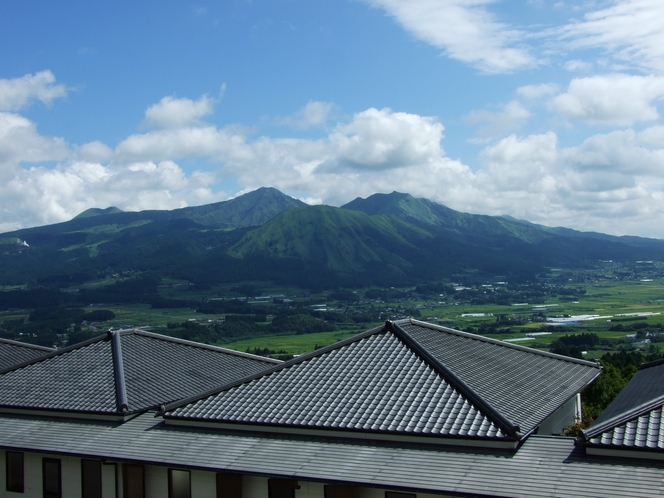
<box><xmin>582</xmin><ymin>393</ymin><xmax>664</xmax><ymax>440</ymax></box>
<box><xmin>125</xmin><ymin>329</ymin><xmax>281</xmax><ymax>365</ymax></box>
<box><xmin>0</xmin><ymin>337</ymin><xmax>54</xmax><ymax>352</ymax></box>
<box><xmin>639</xmin><ymin>358</ymin><xmax>664</xmax><ymax>370</ymax></box>
<box><xmin>390</xmin><ymin>320</ymin><xmax>520</xmax><ymax>439</ymax></box>
<box><xmin>0</xmin><ymin>333</ymin><xmax>109</xmax><ymax>375</ymax></box>
<box><xmin>161</xmin><ymin>418</ymin><xmax>519</xmax><ymax>448</ymax></box>
<box><xmin>404</xmin><ymin>318</ymin><xmax>601</xmax><ymax>368</ymax></box>
<box><xmin>160</xmin><ymin>323</ymin><xmax>388</xmax><ymax>415</ymax></box>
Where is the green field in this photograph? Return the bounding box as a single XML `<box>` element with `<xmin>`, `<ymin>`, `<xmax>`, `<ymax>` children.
<box><xmin>5</xmin><ymin>274</ymin><xmax>664</xmax><ymax>357</ymax></box>
<box><xmin>220</xmin><ymin>329</ymin><xmax>362</xmax><ymax>355</ymax></box>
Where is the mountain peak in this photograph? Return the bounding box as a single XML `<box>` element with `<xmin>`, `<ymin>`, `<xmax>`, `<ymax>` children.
<box><xmin>74</xmin><ymin>206</ymin><xmax>124</xmax><ymax>219</ymax></box>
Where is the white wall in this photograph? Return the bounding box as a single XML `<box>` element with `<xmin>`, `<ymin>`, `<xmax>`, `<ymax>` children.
<box><xmin>0</xmin><ymin>450</ymin><xmax>116</xmax><ymax>498</ymax></box>
<box><xmin>538</xmin><ymin>394</ymin><xmax>581</xmax><ymax>436</ymax></box>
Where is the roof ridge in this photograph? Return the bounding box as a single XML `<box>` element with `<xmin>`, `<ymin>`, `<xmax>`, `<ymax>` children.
<box><xmin>127</xmin><ymin>329</ymin><xmax>281</xmax><ymax>364</ymax></box>
<box><xmin>389</xmin><ymin>320</ymin><xmax>520</xmax><ymax>439</ymax></box>
<box><xmin>582</xmin><ymin>393</ymin><xmax>664</xmax><ymax>440</ymax></box>
<box><xmin>404</xmin><ymin>318</ymin><xmax>601</xmax><ymax>368</ymax></box>
<box><xmin>0</xmin><ymin>333</ymin><xmax>109</xmax><ymax>375</ymax></box>
<box><xmin>639</xmin><ymin>358</ymin><xmax>664</xmax><ymax>370</ymax></box>
<box><xmin>160</xmin><ymin>323</ymin><xmax>388</xmax><ymax>414</ymax></box>
<box><xmin>0</xmin><ymin>338</ymin><xmax>54</xmax><ymax>352</ymax></box>
<box><xmin>110</xmin><ymin>331</ymin><xmax>129</xmax><ymax>414</ymax></box>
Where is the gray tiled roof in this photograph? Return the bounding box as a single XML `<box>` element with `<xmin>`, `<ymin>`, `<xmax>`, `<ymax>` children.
<box><xmin>1</xmin><ymin>412</ymin><xmax>663</xmax><ymax>498</ymax></box>
<box><xmin>0</xmin><ymin>329</ymin><xmax>279</xmax><ymax>416</ymax></box>
<box><xmin>0</xmin><ymin>338</ymin><xmax>53</xmax><ymax>372</ymax></box>
<box><xmin>583</xmin><ymin>359</ymin><xmax>664</xmax><ymax>450</ymax></box>
<box><xmin>400</xmin><ymin>319</ymin><xmax>602</xmax><ymax>434</ymax></box>
<box><xmin>165</xmin><ymin>319</ymin><xmax>601</xmax><ymax>440</ymax></box>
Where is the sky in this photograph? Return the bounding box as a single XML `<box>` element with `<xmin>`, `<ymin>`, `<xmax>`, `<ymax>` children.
<box><xmin>2</xmin><ymin>1</ymin><xmax>664</xmax><ymax>238</ymax></box>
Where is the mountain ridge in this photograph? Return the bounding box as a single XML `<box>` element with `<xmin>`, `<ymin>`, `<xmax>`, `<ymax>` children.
<box><xmin>1</xmin><ymin>188</ymin><xmax>663</xmax><ymax>289</ymax></box>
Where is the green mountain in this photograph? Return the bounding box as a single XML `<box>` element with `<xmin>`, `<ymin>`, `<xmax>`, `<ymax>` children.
<box><xmin>74</xmin><ymin>207</ymin><xmax>124</xmax><ymax>219</ymax></box>
<box><xmin>1</xmin><ymin>188</ymin><xmax>663</xmax><ymax>291</ymax></box>
<box><xmin>342</xmin><ymin>192</ymin><xmax>549</xmax><ymax>243</ymax></box>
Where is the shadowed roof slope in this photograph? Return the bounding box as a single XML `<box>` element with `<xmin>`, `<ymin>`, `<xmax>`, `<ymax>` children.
<box><xmin>164</xmin><ymin>319</ymin><xmax>601</xmax><ymax>442</ymax></box>
<box><xmin>0</xmin><ymin>329</ymin><xmax>279</xmax><ymax>417</ymax></box>
<box><xmin>0</xmin><ymin>338</ymin><xmax>53</xmax><ymax>372</ymax></box>
<box><xmin>400</xmin><ymin>319</ymin><xmax>602</xmax><ymax>434</ymax></box>
<box><xmin>582</xmin><ymin>359</ymin><xmax>664</xmax><ymax>451</ymax></box>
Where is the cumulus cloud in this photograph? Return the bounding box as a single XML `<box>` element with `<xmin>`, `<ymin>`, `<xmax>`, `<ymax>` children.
<box><xmin>474</xmin><ymin>129</ymin><xmax>664</xmax><ymax>235</ymax></box>
<box><xmin>0</xmin><ymin>71</ymin><xmax>68</xmax><ymax>111</ymax></box>
<box><xmin>638</xmin><ymin>125</ymin><xmax>664</xmax><ymax>146</ymax></box>
<box><xmin>464</xmin><ymin>100</ymin><xmax>531</xmax><ymax>141</ymax></box>
<box><xmin>362</xmin><ymin>0</ymin><xmax>535</xmax><ymax>73</ymax></box>
<box><xmin>74</xmin><ymin>141</ymin><xmax>113</xmax><ymax>162</ymax></box>
<box><xmin>115</xmin><ymin>126</ymin><xmax>254</xmax><ymax>162</ymax></box>
<box><xmin>280</xmin><ymin>100</ymin><xmax>334</xmax><ymax>129</ymax></box>
<box><xmin>550</xmin><ymin>74</ymin><xmax>664</xmax><ymax>125</ymax></box>
<box><xmin>0</xmin><ymin>158</ymin><xmax>222</xmax><ymax>229</ymax></box>
<box><xmin>559</xmin><ymin>0</ymin><xmax>664</xmax><ymax>73</ymax></box>
<box><xmin>0</xmin><ymin>112</ymin><xmax>69</xmax><ymax>168</ymax></box>
<box><xmin>321</xmin><ymin>108</ymin><xmax>445</xmax><ymax>171</ymax></box>
<box><xmin>143</xmin><ymin>95</ymin><xmax>215</xmax><ymax>129</ymax></box>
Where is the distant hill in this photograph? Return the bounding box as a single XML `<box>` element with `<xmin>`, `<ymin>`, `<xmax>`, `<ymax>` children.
<box><xmin>74</xmin><ymin>207</ymin><xmax>124</xmax><ymax>219</ymax></box>
<box><xmin>1</xmin><ymin>188</ymin><xmax>663</xmax><ymax>290</ymax></box>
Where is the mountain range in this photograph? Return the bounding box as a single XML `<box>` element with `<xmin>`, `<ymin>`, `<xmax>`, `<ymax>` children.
<box><xmin>1</xmin><ymin>187</ymin><xmax>662</xmax><ymax>290</ymax></box>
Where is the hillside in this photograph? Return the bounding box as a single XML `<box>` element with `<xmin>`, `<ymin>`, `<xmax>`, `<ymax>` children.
<box><xmin>1</xmin><ymin>188</ymin><xmax>663</xmax><ymax>291</ymax></box>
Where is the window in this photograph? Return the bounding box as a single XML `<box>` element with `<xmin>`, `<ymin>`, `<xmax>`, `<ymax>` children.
<box><xmin>122</xmin><ymin>464</ymin><xmax>145</xmax><ymax>498</ymax></box>
<box><xmin>385</xmin><ymin>492</ymin><xmax>415</xmax><ymax>498</ymax></box>
<box><xmin>168</xmin><ymin>469</ymin><xmax>191</xmax><ymax>498</ymax></box>
<box><xmin>6</xmin><ymin>451</ymin><xmax>24</xmax><ymax>493</ymax></box>
<box><xmin>268</xmin><ymin>478</ymin><xmax>300</xmax><ymax>498</ymax></box>
<box><xmin>81</xmin><ymin>459</ymin><xmax>102</xmax><ymax>498</ymax></box>
<box><xmin>216</xmin><ymin>472</ymin><xmax>242</xmax><ymax>498</ymax></box>
<box><xmin>325</xmin><ymin>485</ymin><xmax>359</xmax><ymax>498</ymax></box>
<box><xmin>42</xmin><ymin>458</ymin><xmax>62</xmax><ymax>498</ymax></box>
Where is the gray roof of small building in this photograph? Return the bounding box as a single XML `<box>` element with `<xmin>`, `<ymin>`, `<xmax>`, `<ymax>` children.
<box><xmin>0</xmin><ymin>329</ymin><xmax>279</xmax><ymax>416</ymax></box>
<box><xmin>0</xmin><ymin>412</ymin><xmax>662</xmax><ymax>498</ymax></box>
<box><xmin>583</xmin><ymin>359</ymin><xmax>664</xmax><ymax>450</ymax></box>
<box><xmin>164</xmin><ymin>319</ymin><xmax>601</xmax><ymax>441</ymax></box>
<box><xmin>0</xmin><ymin>338</ymin><xmax>53</xmax><ymax>372</ymax></box>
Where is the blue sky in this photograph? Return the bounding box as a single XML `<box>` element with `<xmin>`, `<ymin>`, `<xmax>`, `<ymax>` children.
<box><xmin>2</xmin><ymin>0</ymin><xmax>664</xmax><ymax>237</ymax></box>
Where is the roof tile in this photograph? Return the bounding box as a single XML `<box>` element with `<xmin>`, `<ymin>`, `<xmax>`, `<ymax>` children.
<box><xmin>0</xmin><ymin>330</ymin><xmax>278</xmax><ymax>416</ymax></box>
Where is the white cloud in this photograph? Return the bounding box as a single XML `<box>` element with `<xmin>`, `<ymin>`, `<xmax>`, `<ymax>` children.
<box><xmin>74</xmin><ymin>141</ymin><xmax>113</xmax><ymax>162</ymax></box>
<box><xmin>516</xmin><ymin>83</ymin><xmax>559</xmax><ymax>100</ymax></box>
<box><xmin>0</xmin><ymin>112</ymin><xmax>69</xmax><ymax>168</ymax></box>
<box><xmin>323</xmin><ymin>107</ymin><xmax>445</xmax><ymax>171</ymax></box>
<box><xmin>115</xmin><ymin>126</ymin><xmax>252</xmax><ymax>162</ymax></box>
<box><xmin>638</xmin><ymin>125</ymin><xmax>664</xmax><ymax>146</ymax></box>
<box><xmin>281</xmin><ymin>101</ymin><xmax>334</xmax><ymax>129</ymax></box>
<box><xmin>0</xmin><ymin>71</ymin><xmax>68</xmax><ymax>112</ymax></box>
<box><xmin>473</xmin><ymin>129</ymin><xmax>664</xmax><ymax>235</ymax></box>
<box><xmin>559</xmin><ymin>0</ymin><xmax>664</xmax><ymax>73</ymax></box>
<box><xmin>563</xmin><ymin>59</ymin><xmax>593</xmax><ymax>72</ymax></box>
<box><xmin>363</xmin><ymin>0</ymin><xmax>536</xmax><ymax>73</ymax></box>
<box><xmin>143</xmin><ymin>95</ymin><xmax>215</xmax><ymax>129</ymax></box>
<box><xmin>0</xmin><ymin>158</ymin><xmax>222</xmax><ymax>229</ymax></box>
<box><xmin>550</xmin><ymin>74</ymin><xmax>664</xmax><ymax>125</ymax></box>
<box><xmin>464</xmin><ymin>100</ymin><xmax>531</xmax><ymax>141</ymax></box>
